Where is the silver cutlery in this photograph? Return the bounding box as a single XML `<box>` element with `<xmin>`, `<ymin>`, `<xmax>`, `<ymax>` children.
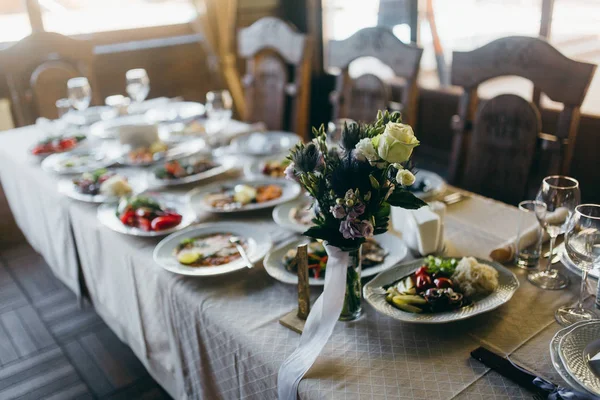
<box><xmin>229</xmin><ymin>236</ymin><xmax>254</xmax><ymax>269</ymax></box>
<box><xmin>442</xmin><ymin>192</ymin><xmax>467</xmax><ymax>205</ymax></box>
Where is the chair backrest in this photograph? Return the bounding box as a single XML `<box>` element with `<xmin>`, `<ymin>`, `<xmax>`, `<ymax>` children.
<box><xmin>449</xmin><ymin>36</ymin><xmax>596</xmax><ymax>197</ymax></box>
<box><xmin>0</xmin><ymin>32</ymin><xmax>98</xmax><ymax>126</ymax></box>
<box><xmin>327</xmin><ymin>27</ymin><xmax>423</xmax><ymax>126</ymax></box>
<box><xmin>237</xmin><ymin>17</ymin><xmax>312</xmax><ymax>140</ymax></box>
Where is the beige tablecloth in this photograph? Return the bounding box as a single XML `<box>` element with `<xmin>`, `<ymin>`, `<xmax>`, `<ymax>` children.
<box><xmin>0</xmin><ymin>124</ymin><xmax>589</xmax><ymax>400</ymax></box>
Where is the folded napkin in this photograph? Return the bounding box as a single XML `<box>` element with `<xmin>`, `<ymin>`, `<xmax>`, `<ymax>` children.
<box><xmin>490</xmin><ymin>208</ymin><xmax>569</xmax><ymax>263</ymax></box>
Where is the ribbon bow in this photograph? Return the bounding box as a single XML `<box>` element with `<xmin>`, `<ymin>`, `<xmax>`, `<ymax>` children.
<box><xmin>533</xmin><ymin>377</ymin><xmax>597</xmax><ymax>400</ymax></box>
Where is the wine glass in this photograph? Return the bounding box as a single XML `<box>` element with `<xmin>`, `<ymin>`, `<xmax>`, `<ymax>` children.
<box><xmin>205</xmin><ymin>90</ymin><xmax>233</xmax><ymax>135</ymax></box>
<box><xmin>528</xmin><ymin>176</ymin><xmax>580</xmax><ymax>290</ymax></box>
<box><xmin>555</xmin><ymin>204</ymin><xmax>600</xmax><ymax>326</ymax></box>
<box><xmin>126</xmin><ymin>69</ymin><xmax>150</xmax><ymax>103</ymax></box>
<box><xmin>67</xmin><ymin>77</ymin><xmax>92</xmax><ymax>111</ymax></box>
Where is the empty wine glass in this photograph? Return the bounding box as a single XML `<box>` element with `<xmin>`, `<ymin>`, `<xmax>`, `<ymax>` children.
<box><xmin>528</xmin><ymin>176</ymin><xmax>580</xmax><ymax>290</ymax></box>
<box><xmin>555</xmin><ymin>204</ymin><xmax>600</xmax><ymax>326</ymax></box>
<box><xmin>126</xmin><ymin>69</ymin><xmax>150</xmax><ymax>103</ymax></box>
<box><xmin>67</xmin><ymin>77</ymin><xmax>92</xmax><ymax>111</ymax></box>
<box><xmin>205</xmin><ymin>90</ymin><xmax>233</xmax><ymax>135</ymax></box>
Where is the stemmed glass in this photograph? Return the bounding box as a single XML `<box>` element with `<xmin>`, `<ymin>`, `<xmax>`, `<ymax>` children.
<box><xmin>555</xmin><ymin>204</ymin><xmax>600</xmax><ymax>326</ymax></box>
<box><xmin>528</xmin><ymin>176</ymin><xmax>580</xmax><ymax>290</ymax></box>
<box><xmin>67</xmin><ymin>77</ymin><xmax>92</xmax><ymax>111</ymax></box>
<box><xmin>126</xmin><ymin>69</ymin><xmax>150</xmax><ymax>103</ymax></box>
<box><xmin>205</xmin><ymin>90</ymin><xmax>233</xmax><ymax>135</ymax></box>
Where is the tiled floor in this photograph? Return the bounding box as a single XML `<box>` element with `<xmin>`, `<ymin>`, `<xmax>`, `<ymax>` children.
<box><xmin>0</xmin><ymin>240</ymin><xmax>171</xmax><ymax>400</ymax></box>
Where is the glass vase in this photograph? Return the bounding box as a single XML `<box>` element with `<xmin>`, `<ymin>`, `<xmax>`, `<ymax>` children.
<box><xmin>339</xmin><ymin>246</ymin><xmax>362</xmax><ymax>321</ymax></box>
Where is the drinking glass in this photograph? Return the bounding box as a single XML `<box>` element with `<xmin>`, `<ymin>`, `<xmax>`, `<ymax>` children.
<box><xmin>126</xmin><ymin>69</ymin><xmax>150</xmax><ymax>103</ymax></box>
<box><xmin>205</xmin><ymin>90</ymin><xmax>233</xmax><ymax>135</ymax></box>
<box><xmin>55</xmin><ymin>98</ymin><xmax>71</xmax><ymax>118</ymax></box>
<box><xmin>555</xmin><ymin>204</ymin><xmax>600</xmax><ymax>326</ymax></box>
<box><xmin>515</xmin><ymin>200</ymin><xmax>546</xmax><ymax>269</ymax></box>
<box><xmin>528</xmin><ymin>176</ymin><xmax>581</xmax><ymax>290</ymax></box>
<box><xmin>67</xmin><ymin>77</ymin><xmax>91</xmax><ymax>111</ymax></box>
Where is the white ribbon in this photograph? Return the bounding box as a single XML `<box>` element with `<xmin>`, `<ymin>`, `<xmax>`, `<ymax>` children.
<box><xmin>277</xmin><ymin>244</ymin><xmax>349</xmax><ymax>400</ymax></box>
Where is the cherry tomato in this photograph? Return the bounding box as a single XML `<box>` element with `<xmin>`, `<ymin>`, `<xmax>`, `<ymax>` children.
<box><xmin>434</xmin><ymin>277</ymin><xmax>453</xmax><ymax>289</ymax></box>
<box><xmin>416</xmin><ymin>274</ymin><xmax>433</xmax><ymax>291</ymax></box>
<box><xmin>136</xmin><ymin>216</ymin><xmax>152</xmax><ymax>231</ymax></box>
<box><xmin>59</xmin><ymin>138</ymin><xmax>77</xmax><ymax>150</ymax></box>
<box><xmin>119</xmin><ymin>210</ymin><xmax>136</xmax><ymax>226</ymax></box>
<box><xmin>415</xmin><ymin>266</ymin><xmax>429</xmax><ymax>276</ymax></box>
<box><xmin>150</xmin><ymin>214</ymin><xmax>182</xmax><ymax>231</ymax></box>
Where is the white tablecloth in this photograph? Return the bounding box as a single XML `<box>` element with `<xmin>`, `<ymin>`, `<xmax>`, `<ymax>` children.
<box><xmin>0</xmin><ymin>124</ymin><xmax>587</xmax><ymax>400</ymax></box>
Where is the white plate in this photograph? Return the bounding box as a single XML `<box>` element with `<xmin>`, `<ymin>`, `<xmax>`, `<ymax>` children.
<box><xmin>230</xmin><ymin>131</ymin><xmax>300</xmax><ymax>157</ymax></box>
<box><xmin>558</xmin><ymin>320</ymin><xmax>600</xmax><ymax>396</ymax></box>
<box><xmin>127</xmin><ymin>97</ymin><xmax>172</xmax><ymax>115</ymax></box>
<box><xmin>188</xmin><ymin>178</ymin><xmax>301</xmax><ymax>214</ymax></box>
<box><xmin>63</xmin><ymin>106</ymin><xmax>118</xmax><ymax>126</ymax></box>
<box><xmin>118</xmin><ymin>139</ymin><xmax>207</xmax><ymax>167</ymax></box>
<box><xmin>243</xmin><ymin>155</ymin><xmax>290</xmax><ymax>178</ymax></box>
<box><xmin>272</xmin><ymin>198</ymin><xmax>314</xmax><ymax>234</ymax></box>
<box><xmin>41</xmin><ymin>147</ymin><xmax>121</xmax><ymax>174</ymax></box>
<box><xmin>97</xmin><ymin>194</ymin><xmax>194</xmax><ymax>236</ymax></box>
<box><xmin>58</xmin><ymin>172</ymin><xmax>147</xmax><ymax>203</ymax></box>
<box><xmin>408</xmin><ymin>170</ymin><xmax>447</xmax><ymax>200</ymax></box>
<box><xmin>146</xmin><ymin>101</ymin><xmax>205</xmax><ymax>123</ymax></box>
<box><xmin>89</xmin><ymin>115</ymin><xmax>154</xmax><ymax>140</ymax></box>
<box><xmin>363</xmin><ymin>257</ymin><xmax>519</xmax><ymax>324</ymax></box>
<box><xmin>263</xmin><ymin>233</ymin><xmax>408</xmax><ymax>286</ymax></box>
<box><xmin>147</xmin><ymin>156</ymin><xmax>236</xmax><ymax>187</ymax></box>
<box><xmin>153</xmin><ymin>222</ymin><xmax>272</xmax><ymax>276</ymax></box>
<box><xmin>550</xmin><ymin>321</ymin><xmax>597</xmax><ymax>396</ymax></box>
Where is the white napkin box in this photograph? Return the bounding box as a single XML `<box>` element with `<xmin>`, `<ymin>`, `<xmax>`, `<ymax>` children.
<box><xmin>391</xmin><ymin>202</ymin><xmax>446</xmax><ymax>255</ymax></box>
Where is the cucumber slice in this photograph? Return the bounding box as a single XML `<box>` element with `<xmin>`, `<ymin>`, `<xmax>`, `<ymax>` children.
<box><xmin>391</xmin><ymin>296</ymin><xmax>423</xmax><ymax>313</ymax></box>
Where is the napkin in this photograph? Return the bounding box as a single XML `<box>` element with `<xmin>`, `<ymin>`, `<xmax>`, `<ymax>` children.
<box><xmin>391</xmin><ymin>202</ymin><xmax>446</xmax><ymax>255</ymax></box>
<box><xmin>490</xmin><ymin>207</ymin><xmax>569</xmax><ymax>263</ymax></box>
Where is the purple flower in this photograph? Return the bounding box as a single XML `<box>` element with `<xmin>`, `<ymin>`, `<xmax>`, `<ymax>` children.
<box><xmin>340</xmin><ymin>218</ymin><xmax>374</xmax><ymax>240</ymax></box>
<box><xmin>284</xmin><ymin>163</ymin><xmax>299</xmax><ymax>182</ymax></box>
<box><xmin>330</xmin><ymin>204</ymin><xmax>346</xmax><ymax>219</ymax></box>
<box><xmin>348</xmin><ymin>202</ymin><xmax>365</xmax><ymax>218</ymax></box>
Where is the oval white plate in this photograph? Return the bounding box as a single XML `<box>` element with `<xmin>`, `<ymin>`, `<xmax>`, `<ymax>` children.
<box><xmin>97</xmin><ymin>194</ymin><xmax>194</xmax><ymax>236</ymax></box>
<box><xmin>409</xmin><ymin>170</ymin><xmax>447</xmax><ymax>200</ymax></box>
<box><xmin>147</xmin><ymin>156</ymin><xmax>236</xmax><ymax>187</ymax></box>
<box><xmin>263</xmin><ymin>233</ymin><xmax>408</xmax><ymax>286</ymax></box>
<box><xmin>558</xmin><ymin>320</ymin><xmax>600</xmax><ymax>396</ymax></box>
<box><xmin>146</xmin><ymin>101</ymin><xmax>205</xmax><ymax>123</ymax></box>
<box><xmin>272</xmin><ymin>198</ymin><xmax>314</xmax><ymax>234</ymax></box>
<box><xmin>58</xmin><ymin>172</ymin><xmax>147</xmax><ymax>203</ymax></box>
<box><xmin>363</xmin><ymin>257</ymin><xmax>519</xmax><ymax>324</ymax></box>
<box><xmin>188</xmin><ymin>178</ymin><xmax>301</xmax><ymax>214</ymax></box>
<box><xmin>243</xmin><ymin>155</ymin><xmax>290</xmax><ymax>178</ymax></box>
<box><xmin>230</xmin><ymin>131</ymin><xmax>300</xmax><ymax>157</ymax></box>
<box><xmin>118</xmin><ymin>139</ymin><xmax>207</xmax><ymax>167</ymax></box>
<box><xmin>41</xmin><ymin>147</ymin><xmax>121</xmax><ymax>175</ymax></box>
<box><xmin>153</xmin><ymin>222</ymin><xmax>272</xmax><ymax>276</ymax></box>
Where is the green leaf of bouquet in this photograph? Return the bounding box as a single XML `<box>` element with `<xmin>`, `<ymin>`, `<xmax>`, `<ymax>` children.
<box><xmin>386</xmin><ymin>189</ymin><xmax>427</xmax><ymax>209</ymax></box>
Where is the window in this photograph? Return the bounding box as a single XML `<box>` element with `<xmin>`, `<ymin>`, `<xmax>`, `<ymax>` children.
<box><xmin>0</xmin><ymin>1</ymin><xmax>33</xmax><ymax>43</ymax></box>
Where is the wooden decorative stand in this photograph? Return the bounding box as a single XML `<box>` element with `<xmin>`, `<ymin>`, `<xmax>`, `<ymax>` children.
<box><xmin>279</xmin><ymin>244</ymin><xmax>310</xmax><ymax>334</ymax></box>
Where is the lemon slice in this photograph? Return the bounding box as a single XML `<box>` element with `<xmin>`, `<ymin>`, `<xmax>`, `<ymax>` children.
<box><xmin>177</xmin><ymin>251</ymin><xmax>201</xmax><ymax>265</ymax></box>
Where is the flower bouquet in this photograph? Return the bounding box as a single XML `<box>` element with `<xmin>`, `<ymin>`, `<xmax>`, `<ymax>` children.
<box><xmin>278</xmin><ymin>111</ymin><xmax>426</xmax><ymax>399</ymax></box>
<box><xmin>285</xmin><ymin>110</ymin><xmax>426</xmax><ymax>319</ymax></box>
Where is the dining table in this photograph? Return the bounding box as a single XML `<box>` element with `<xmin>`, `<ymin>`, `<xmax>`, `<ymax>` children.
<box><xmin>0</xmin><ymin>120</ymin><xmax>594</xmax><ymax>400</ymax></box>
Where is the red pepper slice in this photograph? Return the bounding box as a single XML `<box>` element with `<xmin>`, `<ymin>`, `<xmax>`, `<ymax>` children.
<box><xmin>150</xmin><ymin>214</ymin><xmax>182</xmax><ymax>231</ymax></box>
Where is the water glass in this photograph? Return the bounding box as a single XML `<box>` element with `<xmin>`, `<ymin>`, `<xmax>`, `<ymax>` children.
<box><xmin>55</xmin><ymin>98</ymin><xmax>71</xmax><ymax>118</ymax></box>
<box><xmin>515</xmin><ymin>200</ymin><xmax>546</xmax><ymax>269</ymax></box>
<box><xmin>67</xmin><ymin>77</ymin><xmax>92</xmax><ymax>111</ymax></box>
<box><xmin>126</xmin><ymin>69</ymin><xmax>150</xmax><ymax>103</ymax></box>
<box><xmin>205</xmin><ymin>90</ymin><xmax>233</xmax><ymax>135</ymax></box>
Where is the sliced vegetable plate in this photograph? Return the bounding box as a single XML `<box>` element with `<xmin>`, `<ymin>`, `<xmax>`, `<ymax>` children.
<box><xmin>263</xmin><ymin>233</ymin><xmax>408</xmax><ymax>286</ymax></box>
<box><xmin>58</xmin><ymin>170</ymin><xmax>146</xmax><ymax>203</ymax></box>
<box><xmin>153</xmin><ymin>222</ymin><xmax>272</xmax><ymax>276</ymax></box>
<box><xmin>118</xmin><ymin>139</ymin><xmax>207</xmax><ymax>167</ymax></box>
<box><xmin>272</xmin><ymin>198</ymin><xmax>315</xmax><ymax>233</ymax></box>
<box><xmin>147</xmin><ymin>156</ymin><xmax>236</xmax><ymax>187</ymax></box>
<box><xmin>363</xmin><ymin>257</ymin><xmax>519</xmax><ymax>324</ymax></box>
<box><xmin>41</xmin><ymin>148</ymin><xmax>121</xmax><ymax>174</ymax></box>
<box><xmin>97</xmin><ymin>194</ymin><xmax>194</xmax><ymax>237</ymax></box>
<box><xmin>188</xmin><ymin>178</ymin><xmax>301</xmax><ymax>214</ymax></box>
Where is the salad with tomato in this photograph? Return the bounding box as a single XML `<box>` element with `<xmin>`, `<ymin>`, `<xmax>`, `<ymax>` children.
<box><xmin>116</xmin><ymin>196</ymin><xmax>182</xmax><ymax>232</ymax></box>
<box><xmin>31</xmin><ymin>135</ymin><xmax>86</xmax><ymax>156</ymax></box>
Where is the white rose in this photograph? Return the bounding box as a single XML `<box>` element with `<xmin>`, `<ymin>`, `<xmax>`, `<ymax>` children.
<box><xmin>354</xmin><ymin>138</ymin><xmax>378</xmax><ymax>162</ymax></box>
<box><xmin>377</xmin><ymin>122</ymin><xmax>419</xmax><ymax>164</ymax></box>
<box><xmin>396</xmin><ymin>169</ymin><xmax>416</xmax><ymax>186</ymax></box>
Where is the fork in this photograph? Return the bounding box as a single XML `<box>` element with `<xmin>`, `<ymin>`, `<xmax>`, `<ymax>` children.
<box><xmin>229</xmin><ymin>236</ymin><xmax>254</xmax><ymax>269</ymax></box>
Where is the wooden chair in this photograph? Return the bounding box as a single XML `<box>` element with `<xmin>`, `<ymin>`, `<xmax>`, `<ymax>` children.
<box><xmin>327</xmin><ymin>27</ymin><xmax>423</xmax><ymax>126</ymax></box>
<box><xmin>449</xmin><ymin>36</ymin><xmax>596</xmax><ymax>203</ymax></box>
<box><xmin>0</xmin><ymin>32</ymin><xmax>98</xmax><ymax>126</ymax></box>
<box><xmin>237</xmin><ymin>17</ymin><xmax>312</xmax><ymax>140</ymax></box>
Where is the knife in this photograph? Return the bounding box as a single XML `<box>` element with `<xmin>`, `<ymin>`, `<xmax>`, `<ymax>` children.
<box><xmin>471</xmin><ymin>346</ymin><xmax>554</xmax><ymax>398</ymax></box>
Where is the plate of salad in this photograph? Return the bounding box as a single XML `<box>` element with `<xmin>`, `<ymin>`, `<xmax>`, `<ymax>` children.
<box><xmin>30</xmin><ymin>134</ymin><xmax>87</xmax><ymax>159</ymax></box>
<box><xmin>148</xmin><ymin>156</ymin><xmax>235</xmax><ymax>187</ymax></box>
<box><xmin>58</xmin><ymin>169</ymin><xmax>146</xmax><ymax>203</ymax></box>
<box><xmin>97</xmin><ymin>194</ymin><xmax>194</xmax><ymax>237</ymax></box>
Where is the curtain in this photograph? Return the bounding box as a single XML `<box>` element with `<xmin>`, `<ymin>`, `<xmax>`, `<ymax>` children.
<box><xmin>190</xmin><ymin>0</ymin><xmax>247</xmax><ymax>119</ymax></box>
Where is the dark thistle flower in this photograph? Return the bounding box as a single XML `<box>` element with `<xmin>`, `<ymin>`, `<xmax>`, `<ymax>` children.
<box><xmin>292</xmin><ymin>142</ymin><xmax>320</xmax><ymax>173</ymax></box>
<box><xmin>329</xmin><ymin>155</ymin><xmax>372</xmax><ymax>197</ymax></box>
<box><xmin>340</xmin><ymin>121</ymin><xmax>361</xmax><ymax>151</ymax></box>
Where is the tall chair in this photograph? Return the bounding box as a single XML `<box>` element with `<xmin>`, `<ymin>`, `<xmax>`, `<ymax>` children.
<box><xmin>0</xmin><ymin>32</ymin><xmax>98</xmax><ymax>126</ymax></box>
<box><xmin>327</xmin><ymin>27</ymin><xmax>423</xmax><ymax>126</ymax></box>
<box><xmin>449</xmin><ymin>36</ymin><xmax>596</xmax><ymax>204</ymax></box>
<box><xmin>238</xmin><ymin>17</ymin><xmax>312</xmax><ymax>140</ymax></box>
